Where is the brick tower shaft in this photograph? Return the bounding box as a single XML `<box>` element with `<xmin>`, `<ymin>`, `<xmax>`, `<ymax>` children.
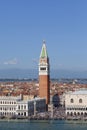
<box><xmin>39</xmin><ymin>41</ymin><xmax>50</xmax><ymax>105</ymax></box>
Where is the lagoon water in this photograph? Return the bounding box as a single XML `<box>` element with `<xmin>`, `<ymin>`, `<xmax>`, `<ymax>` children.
<box><xmin>0</xmin><ymin>120</ymin><xmax>87</xmax><ymax>130</ymax></box>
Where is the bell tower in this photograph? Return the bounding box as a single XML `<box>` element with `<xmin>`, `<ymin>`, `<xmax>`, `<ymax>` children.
<box><xmin>39</xmin><ymin>41</ymin><xmax>50</xmax><ymax>105</ymax></box>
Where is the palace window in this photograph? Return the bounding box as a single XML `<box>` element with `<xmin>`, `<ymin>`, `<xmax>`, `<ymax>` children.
<box><xmin>24</xmin><ymin>105</ymin><xmax>26</xmax><ymax>110</ymax></box>
<box><xmin>18</xmin><ymin>105</ymin><xmax>20</xmax><ymax>110</ymax></box>
<box><xmin>70</xmin><ymin>98</ymin><xmax>74</xmax><ymax>103</ymax></box>
<box><xmin>79</xmin><ymin>99</ymin><xmax>82</xmax><ymax>103</ymax></box>
<box><xmin>21</xmin><ymin>105</ymin><xmax>23</xmax><ymax>110</ymax></box>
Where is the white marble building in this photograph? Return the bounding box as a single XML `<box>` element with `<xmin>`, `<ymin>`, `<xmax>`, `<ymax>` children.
<box><xmin>0</xmin><ymin>95</ymin><xmax>46</xmax><ymax>117</ymax></box>
<box><xmin>0</xmin><ymin>95</ymin><xmax>21</xmax><ymax>117</ymax></box>
<box><xmin>65</xmin><ymin>89</ymin><xmax>87</xmax><ymax>116</ymax></box>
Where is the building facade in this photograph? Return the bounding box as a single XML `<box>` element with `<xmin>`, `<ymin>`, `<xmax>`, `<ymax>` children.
<box><xmin>39</xmin><ymin>41</ymin><xmax>50</xmax><ymax>105</ymax></box>
<box><xmin>0</xmin><ymin>95</ymin><xmax>46</xmax><ymax>117</ymax></box>
<box><xmin>0</xmin><ymin>95</ymin><xmax>21</xmax><ymax>117</ymax></box>
<box><xmin>16</xmin><ymin>97</ymin><xmax>46</xmax><ymax>117</ymax></box>
<box><xmin>65</xmin><ymin>89</ymin><xmax>87</xmax><ymax>116</ymax></box>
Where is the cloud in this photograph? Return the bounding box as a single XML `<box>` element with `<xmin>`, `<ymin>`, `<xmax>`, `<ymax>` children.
<box><xmin>4</xmin><ymin>58</ymin><xmax>18</xmax><ymax>65</ymax></box>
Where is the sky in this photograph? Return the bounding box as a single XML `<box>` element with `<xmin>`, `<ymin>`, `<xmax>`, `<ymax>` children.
<box><xmin>0</xmin><ymin>0</ymin><xmax>87</xmax><ymax>71</ymax></box>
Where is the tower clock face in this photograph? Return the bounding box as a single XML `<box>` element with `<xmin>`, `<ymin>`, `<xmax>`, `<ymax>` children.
<box><xmin>40</xmin><ymin>58</ymin><xmax>47</xmax><ymax>64</ymax></box>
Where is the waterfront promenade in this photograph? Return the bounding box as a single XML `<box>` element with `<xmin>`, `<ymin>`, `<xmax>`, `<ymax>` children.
<box><xmin>0</xmin><ymin>106</ymin><xmax>87</xmax><ymax>121</ymax></box>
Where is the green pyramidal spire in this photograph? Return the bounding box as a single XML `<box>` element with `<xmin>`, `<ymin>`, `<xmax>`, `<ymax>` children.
<box><xmin>40</xmin><ymin>40</ymin><xmax>48</xmax><ymax>58</ymax></box>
